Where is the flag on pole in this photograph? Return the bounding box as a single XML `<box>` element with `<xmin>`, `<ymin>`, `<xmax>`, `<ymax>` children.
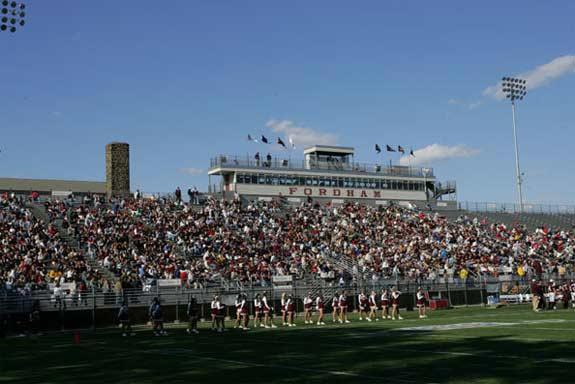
<box><xmin>386</xmin><ymin>145</ymin><xmax>396</xmax><ymax>152</ymax></box>
<box><xmin>247</xmin><ymin>134</ymin><xmax>259</xmax><ymax>143</ymax></box>
<box><xmin>277</xmin><ymin>138</ymin><xmax>286</xmax><ymax>148</ymax></box>
<box><xmin>410</xmin><ymin>149</ymin><xmax>415</xmax><ymax>157</ymax></box>
<box><xmin>261</xmin><ymin>135</ymin><xmax>269</xmax><ymax>144</ymax></box>
<box><xmin>375</xmin><ymin>144</ymin><xmax>381</xmax><ymax>154</ymax></box>
<box><xmin>398</xmin><ymin>145</ymin><xmax>405</xmax><ymax>154</ymax></box>
<box><xmin>288</xmin><ymin>136</ymin><xmax>295</xmax><ymax>149</ymax></box>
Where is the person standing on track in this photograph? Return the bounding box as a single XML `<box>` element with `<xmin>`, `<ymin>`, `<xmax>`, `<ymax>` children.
<box><xmin>303</xmin><ymin>292</ymin><xmax>313</xmax><ymax>324</ymax></box>
<box><xmin>281</xmin><ymin>292</ymin><xmax>288</xmax><ymax>326</ymax></box>
<box><xmin>338</xmin><ymin>291</ymin><xmax>350</xmax><ymax>323</ymax></box>
<box><xmin>391</xmin><ymin>287</ymin><xmax>403</xmax><ymax>320</ymax></box>
<box><xmin>118</xmin><ymin>300</ymin><xmax>134</xmax><ymax>337</ymax></box>
<box><xmin>234</xmin><ymin>294</ymin><xmax>243</xmax><ymax>328</ymax></box>
<box><xmin>285</xmin><ymin>294</ymin><xmax>296</xmax><ymax>327</ymax></box>
<box><xmin>149</xmin><ymin>297</ymin><xmax>167</xmax><ymax>336</ymax></box>
<box><xmin>358</xmin><ymin>290</ymin><xmax>369</xmax><ymax>321</ymax></box>
<box><xmin>210</xmin><ymin>295</ymin><xmax>219</xmax><ymax>331</ymax></box>
<box><xmin>380</xmin><ymin>288</ymin><xmax>391</xmax><ymax>320</ymax></box>
<box><xmin>186</xmin><ymin>296</ymin><xmax>199</xmax><ymax>335</ymax></box>
<box><xmin>331</xmin><ymin>292</ymin><xmax>339</xmax><ymax>323</ymax></box>
<box><xmin>253</xmin><ymin>294</ymin><xmax>263</xmax><ymax>328</ymax></box>
<box><xmin>416</xmin><ymin>287</ymin><xmax>428</xmax><ymax>319</ymax></box>
<box><xmin>315</xmin><ymin>293</ymin><xmax>325</xmax><ymax>325</ymax></box>
<box><xmin>368</xmin><ymin>290</ymin><xmax>378</xmax><ymax>322</ymax></box>
<box><xmin>261</xmin><ymin>292</ymin><xmax>276</xmax><ymax>328</ymax></box>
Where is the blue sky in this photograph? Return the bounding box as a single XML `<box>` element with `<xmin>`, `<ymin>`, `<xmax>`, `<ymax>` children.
<box><xmin>1</xmin><ymin>0</ymin><xmax>574</xmax><ymax>203</ymax></box>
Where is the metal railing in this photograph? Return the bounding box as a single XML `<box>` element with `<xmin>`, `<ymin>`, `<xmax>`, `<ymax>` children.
<box><xmin>210</xmin><ymin>155</ymin><xmax>434</xmax><ymax>178</ymax></box>
<box><xmin>459</xmin><ymin>201</ymin><xmax>575</xmax><ymax>214</ymax></box>
<box><xmin>0</xmin><ymin>275</ymin><xmax>567</xmax><ymax>335</ymax></box>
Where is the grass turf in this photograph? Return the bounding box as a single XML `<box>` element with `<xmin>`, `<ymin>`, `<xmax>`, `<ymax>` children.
<box><xmin>1</xmin><ymin>305</ymin><xmax>575</xmax><ymax>384</ymax></box>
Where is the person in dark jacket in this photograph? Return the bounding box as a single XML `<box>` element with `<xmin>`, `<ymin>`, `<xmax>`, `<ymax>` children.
<box><xmin>149</xmin><ymin>297</ymin><xmax>167</xmax><ymax>336</ymax></box>
<box><xmin>118</xmin><ymin>300</ymin><xmax>134</xmax><ymax>337</ymax></box>
<box><xmin>186</xmin><ymin>296</ymin><xmax>199</xmax><ymax>335</ymax></box>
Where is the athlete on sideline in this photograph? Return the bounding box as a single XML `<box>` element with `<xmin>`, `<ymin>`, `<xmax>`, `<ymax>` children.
<box><xmin>380</xmin><ymin>288</ymin><xmax>391</xmax><ymax>320</ymax></box>
<box><xmin>368</xmin><ymin>290</ymin><xmax>379</xmax><ymax>322</ymax></box>
<box><xmin>338</xmin><ymin>291</ymin><xmax>350</xmax><ymax>323</ymax></box>
<box><xmin>416</xmin><ymin>287</ymin><xmax>428</xmax><ymax>319</ymax></box>
<box><xmin>331</xmin><ymin>292</ymin><xmax>339</xmax><ymax>323</ymax></box>
<box><xmin>261</xmin><ymin>292</ymin><xmax>277</xmax><ymax>328</ymax></box>
<box><xmin>253</xmin><ymin>294</ymin><xmax>263</xmax><ymax>328</ymax></box>
<box><xmin>210</xmin><ymin>295</ymin><xmax>219</xmax><ymax>331</ymax></box>
<box><xmin>240</xmin><ymin>294</ymin><xmax>250</xmax><ymax>330</ymax></box>
<box><xmin>186</xmin><ymin>296</ymin><xmax>199</xmax><ymax>335</ymax></box>
<box><xmin>281</xmin><ymin>292</ymin><xmax>288</xmax><ymax>326</ymax></box>
<box><xmin>358</xmin><ymin>290</ymin><xmax>369</xmax><ymax>321</ymax></box>
<box><xmin>315</xmin><ymin>293</ymin><xmax>325</xmax><ymax>325</ymax></box>
<box><xmin>391</xmin><ymin>287</ymin><xmax>403</xmax><ymax>320</ymax></box>
<box><xmin>118</xmin><ymin>300</ymin><xmax>134</xmax><ymax>337</ymax></box>
<box><xmin>303</xmin><ymin>292</ymin><xmax>313</xmax><ymax>324</ymax></box>
<box><xmin>234</xmin><ymin>294</ymin><xmax>243</xmax><ymax>328</ymax></box>
<box><xmin>285</xmin><ymin>294</ymin><xmax>296</xmax><ymax>327</ymax></box>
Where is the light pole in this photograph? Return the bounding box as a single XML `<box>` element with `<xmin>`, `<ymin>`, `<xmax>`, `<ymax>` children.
<box><xmin>0</xmin><ymin>1</ymin><xmax>26</xmax><ymax>33</ymax></box>
<box><xmin>501</xmin><ymin>76</ymin><xmax>527</xmax><ymax>212</ymax></box>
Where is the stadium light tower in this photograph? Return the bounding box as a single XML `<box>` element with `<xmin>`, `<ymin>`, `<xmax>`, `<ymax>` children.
<box><xmin>501</xmin><ymin>76</ymin><xmax>527</xmax><ymax>212</ymax></box>
<box><xmin>0</xmin><ymin>1</ymin><xmax>26</xmax><ymax>33</ymax></box>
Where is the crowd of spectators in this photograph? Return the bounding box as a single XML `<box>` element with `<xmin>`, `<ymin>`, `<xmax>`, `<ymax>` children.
<box><xmin>2</xmin><ymin>191</ymin><xmax>575</xmax><ymax>294</ymax></box>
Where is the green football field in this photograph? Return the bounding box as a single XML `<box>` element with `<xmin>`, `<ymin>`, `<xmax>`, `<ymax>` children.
<box><xmin>1</xmin><ymin>305</ymin><xmax>574</xmax><ymax>384</ymax></box>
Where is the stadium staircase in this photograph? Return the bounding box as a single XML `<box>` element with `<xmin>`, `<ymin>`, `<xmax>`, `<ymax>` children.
<box><xmin>27</xmin><ymin>202</ymin><xmax>119</xmax><ymax>284</ymax></box>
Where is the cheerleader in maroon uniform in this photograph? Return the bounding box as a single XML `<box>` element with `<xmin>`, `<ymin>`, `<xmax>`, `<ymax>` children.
<box><xmin>338</xmin><ymin>291</ymin><xmax>350</xmax><ymax>323</ymax></box>
<box><xmin>261</xmin><ymin>292</ymin><xmax>277</xmax><ymax>328</ymax></box>
<box><xmin>280</xmin><ymin>292</ymin><xmax>288</xmax><ymax>326</ymax></box>
<box><xmin>253</xmin><ymin>294</ymin><xmax>263</xmax><ymax>328</ymax></box>
<box><xmin>303</xmin><ymin>292</ymin><xmax>313</xmax><ymax>324</ymax></box>
<box><xmin>416</xmin><ymin>287</ymin><xmax>428</xmax><ymax>319</ymax></box>
<box><xmin>391</xmin><ymin>287</ymin><xmax>403</xmax><ymax>320</ymax></box>
<box><xmin>210</xmin><ymin>295</ymin><xmax>219</xmax><ymax>331</ymax></box>
<box><xmin>571</xmin><ymin>282</ymin><xmax>575</xmax><ymax>309</ymax></box>
<box><xmin>368</xmin><ymin>290</ymin><xmax>379</xmax><ymax>322</ymax></box>
<box><xmin>315</xmin><ymin>294</ymin><xmax>325</xmax><ymax>325</ymax></box>
<box><xmin>234</xmin><ymin>294</ymin><xmax>243</xmax><ymax>329</ymax></box>
<box><xmin>380</xmin><ymin>288</ymin><xmax>391</xmax><ymax>320</ymax></box>
<box><xmin>239</xmin><ymin>294</ymin><xmax>250</xmax><ymax>330</ymax></box>
<box><xmin>285</xmin><ymin>294</ymin><xmax>296</xmax><ymax>327</ymax></box>
<box><xmin>358</xmin><ymin>290</ymin><xmax>369</xmax><ymax>321</ymax></box>
<box><xmin>331</xmin><ymin>293</ymin><xmax>339</xmax><ymax>323</ymax></box>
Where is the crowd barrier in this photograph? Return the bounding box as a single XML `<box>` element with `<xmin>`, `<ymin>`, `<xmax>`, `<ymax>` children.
<box><xmin>1</xmin><ymin>275</ymin><xmax>567</xmax><ymax>335</ymax></box>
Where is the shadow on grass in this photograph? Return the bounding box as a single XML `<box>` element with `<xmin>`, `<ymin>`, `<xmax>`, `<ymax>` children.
<box><xmin>1</xmin><ymin>324</ymin><xmax>574</xmax><ymax>384</ymax></box>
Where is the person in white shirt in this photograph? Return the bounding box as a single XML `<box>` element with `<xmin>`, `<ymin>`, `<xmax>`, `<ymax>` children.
<box><xmin>261</xmin><ymin>292</ymin><xmax>277</xmax><ymax>328</ymax></box>
<box><xmin>303</xmin><ymin>292</ymin><xmax>313</xmax><ymax>324</ymax></box>
<box><xmin>315</xmin><ymin>294</ymin><xmax>325</xmax><ymax>325</ymax></box>
<box><xmin>368</xmin><ymin>290</ymin><xmax>379</xmax><ymax>322</ymax></box>
<box><xmin>391</xmin><ymin>287</ymin><xmax>403</xmax><ymax>320</ymax></box>
<box><xmin>416</xmin><ymin>287</ymin><xmax>428</xmax><ymax>319</ymax></box>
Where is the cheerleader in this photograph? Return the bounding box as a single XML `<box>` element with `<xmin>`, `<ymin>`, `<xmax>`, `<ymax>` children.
<box><xmin>368</xmin><ymin>290</ymin><xmax>379</xmax><ymax>322</ymax></box>
<box><xmin>239</xmin><ymin>293</ymin><xmax>250</xmax><ymax>330</ymax></box>
<box><xmin>391</xmin><ymin>287</ymin><xmax>403</xmax><ymax>320</ymax></box>
<box><xmin>331</xmin><ymin>292</ymin><xmax>339</xmax><ymax>323</ymax></box>
<box><xmin>234</xmin><ymin>294</ymin><xmax>243</xmax><ymax>329</ymax></box>
<box><xmin>315</xmin><ymin>293</ymin><xmax>325</xmax><ymax>325</ymax></box>
<box><xmin>338</xmin><ymin>290</ymin><xmax>350</xmax><ymax>323</ymax></box>
<box><xmin>261</xmin><ymin>292</ymin><xmax>277</xmax><ymax>328</ymax></box>
<box><xmin>210</xmin><ymin>295</ymin><xmax>219</xmax><ymax>331</ymax></box>
<box><xmin>416</xmin><ymin>287</ymin><xmax>428</xmax><ymax>319</ymax></box>
<box><xmin>380</xmin><ymin>288</ymin><xmax>391</xmax><ymax>320</ymax></box>
<box><xmin>285</xmin><ymin>294</ymin><xmax>296</xmax><ymax>327</ymax></box>
<box><xmin>253</xmin><ymin>294</ymin><xmax>264</xmax><ymax>328</ymax></box>
<box><xmin>358</xmin><ymin>290</ymin><xmax>369</xmax><ymax>321</ymax></box>
<box><xmin>303</xmin><ymin>292</ymin><xmax>313</xmax><ymax>324</ymax></box>
<box><xmin>280</xmin><ymin>292</ymin><xmax>288</xmax><ymax>326</ymax></box>
<box><xmin>547</xmin><ymin>282</ymin><xmax>557</xmax><ymax>311</ymax></box>
<box><xmin>570</xmin><ymin>281</ymin><xmax>575</xmax><ymax>309</ymax></box>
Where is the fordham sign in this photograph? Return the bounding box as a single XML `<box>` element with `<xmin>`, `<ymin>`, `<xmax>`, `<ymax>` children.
<box><xmin>286</xmin><ymin>187</ymin><xmax>382</xmax><ymax>198</ymax></box>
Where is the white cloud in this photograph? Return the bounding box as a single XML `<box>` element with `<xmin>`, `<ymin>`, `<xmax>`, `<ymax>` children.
<box><xmin>447</xmin><ymin>99</ymin><xmax>482</xmax><ymax>110</ymax></box>
<box><xmin>483</xmin><ymin>54</ymin><xmax>575</xmax><ymax>100</ymax></box>
<box><xmin>399</xmin><ymin>144</ymin><xmax>480</xmax><ymax>166</ymax></box>
<box><xmin>179</xmin><ymin>167</ymin><xmax>205</xmax><ymax>176</ymax></box>
<box><xmin>266</xmin><ymin>119</ymin><xmax>338</xmax><ymax>148</ymax></box>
